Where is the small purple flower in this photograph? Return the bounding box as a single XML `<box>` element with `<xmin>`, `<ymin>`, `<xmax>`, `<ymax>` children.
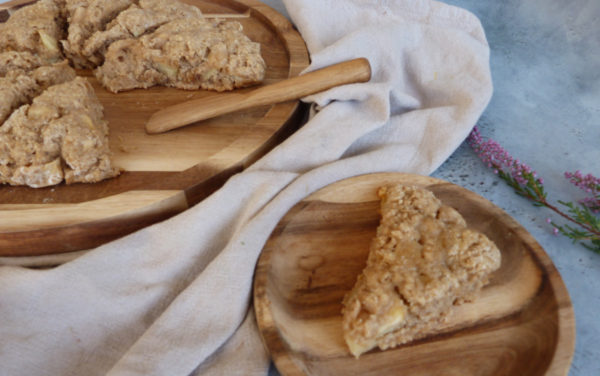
<box><xmin>564</xmin><ymin>169</ymin><xmax>600</xmax><ymax>212</ymax></box>
<box><xmin>467</xmin><ymin>126</ymin><xmax>544</xmax><ymax>188</ymax></box>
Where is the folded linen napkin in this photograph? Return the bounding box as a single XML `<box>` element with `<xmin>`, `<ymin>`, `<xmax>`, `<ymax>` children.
<box><xmin>0</xmin><ymin>0</ymin><xmax>492</xmax><ymax>375</ymax></box>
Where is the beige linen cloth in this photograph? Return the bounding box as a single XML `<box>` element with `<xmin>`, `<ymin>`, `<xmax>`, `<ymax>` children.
<box><xmin>0</xmin><ymin>0</ymin><xmax>492</xmax><ymax>375</ymax></box>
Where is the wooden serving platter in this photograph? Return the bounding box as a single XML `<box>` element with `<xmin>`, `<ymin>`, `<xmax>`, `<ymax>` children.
<box><xmin>0</xmin><ymin>0</ymin><xmax>309</xmax><ymax>256</ymax></box>
<box><xmin>254</xmin><ymin>173</ymin><xmax>575</xmax><ymax>376</ymax></box>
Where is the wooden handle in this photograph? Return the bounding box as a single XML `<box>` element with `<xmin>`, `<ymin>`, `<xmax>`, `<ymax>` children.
<box><xmin>145</xmin><ymin>58</ymin><xmax>371</xmax><ymax>134</ymax></box>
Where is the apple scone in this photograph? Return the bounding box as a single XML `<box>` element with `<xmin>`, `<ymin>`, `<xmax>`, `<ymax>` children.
<box><xmin>61</xmin><ymin>0</ymin><xmax>134</xmax><ymax>68</ymax></box>
<box><xmin>342</xmin><ymin>185</ymin><xmax>501</xmax><ymax>358</ymax></box>
<box><xmin>96</xmin><ymin>18</ymin><xmax>266</xmax><ymax>93</ymax></box>
<box><xmin>0</xmin><ymin>0</ymin><xmax>64</xmax><ymax>62</ymax></box>
<box><xmin>82</xmin><ymin>0</ymin><xmax>203</xmax><ymax>66</ymax></box>
<box><xmin>0</xmin><ymin>77</ymin><xmax>119</xmax><ymax>187</ymax></box>
<box><xmin>0</xmin><ymin>61</ymin><xmax>76</xmax><ymax>124</ymax></box>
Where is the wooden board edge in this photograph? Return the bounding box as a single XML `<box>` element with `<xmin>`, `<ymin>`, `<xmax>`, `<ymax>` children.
<box><xmin>0</xmin><ymin>190</ymin><xmax>186</xmax><ymax>229</ymax></box>
<box><xmin>0</xmin><ymin>190</ymin><xmax>188</xmax><ymax>256</ymax></box>
<box><xmin>238</xmin><ymin>0</ymin><xmax>310</xmax><ymax>76</ymax></box>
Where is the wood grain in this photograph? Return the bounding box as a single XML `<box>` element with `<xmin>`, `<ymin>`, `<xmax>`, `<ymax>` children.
<box><xmin>253</xmin><ymin>173</ymin><xmax>575</xmax><ymax>376</ymax></box>
<box><xmin>0</xmin><ymin>0</ymin><xmax>310</xmax><ymax>256</ymax></box>
<box><xmin>146</xmin><ymin>58</ymin><xmax>371</xmax><ymax>133</ymax></box>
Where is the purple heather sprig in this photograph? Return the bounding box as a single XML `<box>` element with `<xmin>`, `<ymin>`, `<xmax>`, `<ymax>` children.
<box><xmin>467</xmin><ymin>126</ymin><xmax>600</xmax><ymax>254</ymax></box>
<box><xmin>467</xmin><ymin>126</ymin><xmax>546</xmax><ymax>203</ymax></box>
<box><xmin>564</xmin><ymin>170</ymin><xmax>600</xmax><ymax>213</ymax></box>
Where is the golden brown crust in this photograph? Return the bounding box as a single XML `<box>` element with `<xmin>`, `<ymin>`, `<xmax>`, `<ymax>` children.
<box><xmin>342</xmin><ymin>185</ymin><xmax>501</xmax><ymax>357</ymax></box>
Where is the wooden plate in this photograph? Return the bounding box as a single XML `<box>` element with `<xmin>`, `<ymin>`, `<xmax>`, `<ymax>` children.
<box><xmin>0</xmin><ymin>0</ymin><xmax>309</xmax><ymax>256</ymax></box>
<box><xmin>253</xmin><ymin>173</ymin><xmax>575</xmax><ymax>376</ymax></box>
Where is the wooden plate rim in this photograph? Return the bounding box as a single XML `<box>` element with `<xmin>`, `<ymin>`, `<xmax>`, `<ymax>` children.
<box><xmin>253</xmin><ymin>172</ymin><xmax>575</xmax><ymax>376</ymax></box>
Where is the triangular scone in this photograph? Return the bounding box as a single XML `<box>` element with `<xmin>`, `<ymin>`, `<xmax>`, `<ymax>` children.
<box><xmin>95</xmin><ymin>18</ymin><xmax>266</xmax><ymax>93</ymax></box>
<box><xmin>61</xmin><ymin>0</ymin><xmax>134</xmax><ymax>68</ymax></box>
<box><xmin>0</xmin><ymin>61</ymin><xmax>76</xmax><ymax>124</ymax></box>
<box><xmin>0</xmin><ymin>0</ymin><xmax>64</xmax><ymax>62</ymax></box>
<box><xmin>82</xmin><ymin>0</ymin><xmax>203</xmax><ymax>66</ymax></box>
<box><xmin>0</xmin><ymin>77</ymin><xmax>119</xmax><ymax>187</ymax></box>
<box><xmin>342</xmin><ymin>185</ymin><xmax>501</xmax><ymax>358</ymax></box>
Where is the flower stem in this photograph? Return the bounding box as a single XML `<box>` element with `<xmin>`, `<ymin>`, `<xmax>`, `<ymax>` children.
<box><xmin>535</xmin><ymin>194</ymin><xmax>600</xmax><ymax>236</ymax></box>
<box><xmin>467</xmin><ymin>126</ymin><xmax>600</xmax><ymax>253</ymax></box>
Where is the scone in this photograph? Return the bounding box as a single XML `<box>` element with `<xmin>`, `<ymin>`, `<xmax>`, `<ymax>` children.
<box><xmin>0</xmin><ymin>0</ymin><xmax>64</xmax><ymax>62</ymax></box>
<box><xmin>82</xmin><ymin>0</ymin><xmax>203</xmax><ymax>66</ymax></box>
<box><xmin>0</xmin><ymin>77</ymin><xmax>119</xmax><ymax>187</ymax></box>
<box><xmin>341</xmin><ymin>185</ymin><xmax>501</xmax><ymax>358</ymax></box>
<box><xmin>96</xmin><ymin>18</ymin><xmax>266</xmax><ymax>92</ymax></box>
<box><xmin>61</xmin><ymin>0</ymin><xmax>134</xmax><ymax>68</ymax></box>
<box><xmin>0</xmin><ymin>61</ymin><xmax>76</xmax><ymax>124</ymax></box>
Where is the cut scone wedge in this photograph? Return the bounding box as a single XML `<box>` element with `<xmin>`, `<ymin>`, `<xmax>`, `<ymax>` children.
<box><xmin>82</xmin><ymin>0</ymin><xmax>203</xmax><ymax>66</ymax></box>
<box><xmin>0</xmin><ymin>0</ymin><xmax>65</xmax><ymax>62</ymax></box>
<box><xmin>342</xmin><ymin>185</ymin><xmax>501</xmax><ymax>358</ymax></box>
<box><xmin>61</xmin><ymin>0</ymin><xmax>135</xmax><ymax>68</ymax></box>
<box><xmin>0</xmin><ymin>77</ymin><xmax>119</xmax><ymax>188</ymax></box>
<box><xmin>96</xmin><ymin>18</ymin><xmax>266</xmax><ymax>93</ymax></box>
<box><xmin>0</xmin><ymin>61</ymin><xmax>76</xmax><ymax>124</ymax></box>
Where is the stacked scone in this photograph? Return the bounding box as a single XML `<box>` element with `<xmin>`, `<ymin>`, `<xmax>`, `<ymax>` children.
<box><xmin>0</xmin><ymin>0</ymin><xmax>266</xmax><ymax>188</ymax></box>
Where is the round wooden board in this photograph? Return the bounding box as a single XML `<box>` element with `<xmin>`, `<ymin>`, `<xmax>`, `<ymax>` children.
<box><xmin>0</xmin><ymin>0</ymin><xmax>309</xmax><ymax>256</ymax></box>
<box><xmin>253</xmin><ymin>173</ymin><xmax>575</xmax><ymax>376</ymax></box>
